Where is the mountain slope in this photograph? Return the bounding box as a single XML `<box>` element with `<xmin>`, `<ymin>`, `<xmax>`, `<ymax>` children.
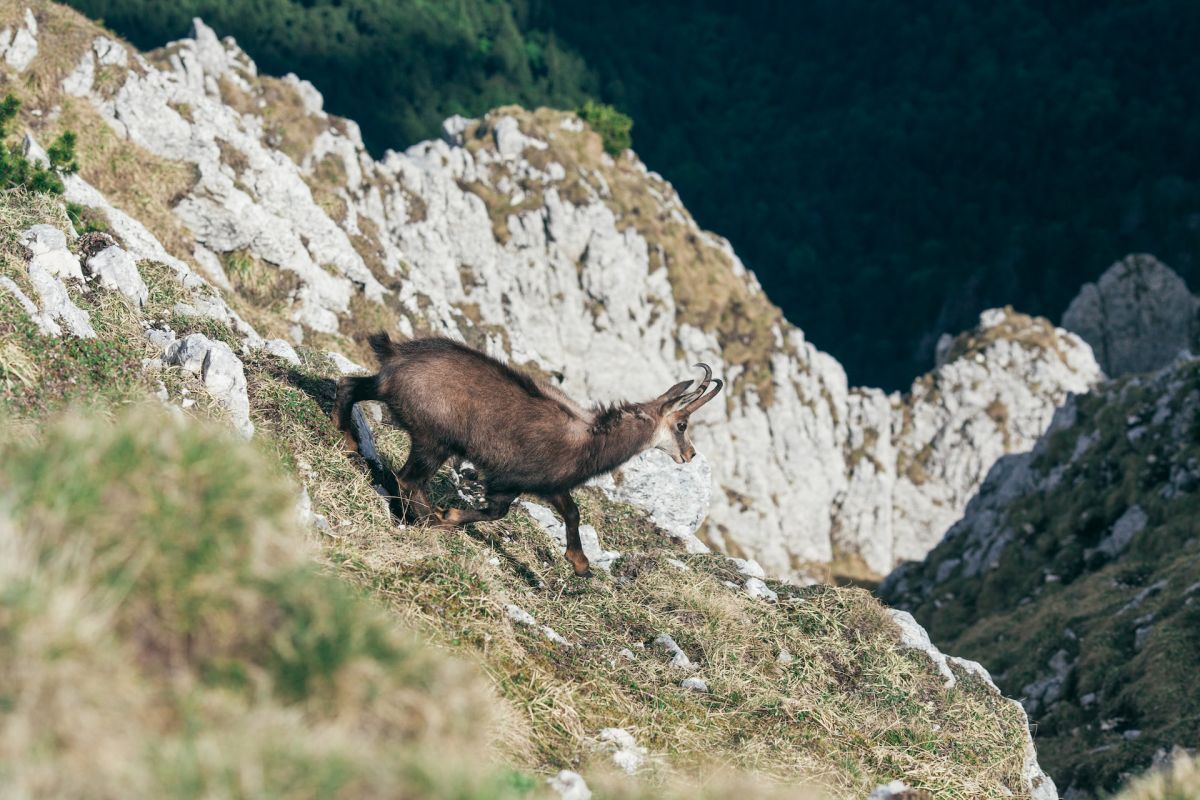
<box><xmin>62</xmin><ymin>0</ymin><xmax>1200</xmax><ymax>391</ymax></box>
<box><xmin>0</xmin><ymin>188</ymin><xmax>1053</xmax><ymax>796</ymax></box>
<box><xmin>0</xmin><ymin>3</ymin><xmax>1060</xmax><ymax>796</ymax></box>
<box><xmin>881</xmin><ymin>355</ymin><xmax>1200</xmax><ymax>795</ymax></box>
<box><xmin>3</xmin><ymin>0</ymin><xmax>1099</xmax><ymax>582</ymax></box>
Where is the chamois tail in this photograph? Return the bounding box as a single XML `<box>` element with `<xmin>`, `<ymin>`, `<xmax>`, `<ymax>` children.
<box><xmin>333</xmin><ymin>374</ymin><xmax>378</xmax><ymax>453</ymax></box>
<box><xmin>368</xmin><ymin>331</ymin><xmax>404</xmax><ymax>363</ymax></box>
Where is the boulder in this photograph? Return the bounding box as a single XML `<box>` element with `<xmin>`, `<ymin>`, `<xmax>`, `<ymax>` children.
<box><xmin>1062</xmin><ymin>254</ymin><xmax>1198</xmax><ymax>376</ymax></box>
<box><xmin>85</xmin><ymin>246</ymin><xmax>148</xmax><ymax>307</ymax></box>
<box><xmin>164</xmin><ymin>333</ymin><xmax>254</xmax><ymax>438</ymax></box>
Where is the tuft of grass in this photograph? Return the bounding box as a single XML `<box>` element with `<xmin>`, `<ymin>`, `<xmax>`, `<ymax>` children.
<box><xmin>1113</xmin><ymin>752</ymin><xmax>1200</xmax><ymax>800</ymax></box>
<box><xmin>0</xmin><ymin>407</ymin><xmax>533</xmax><ymax>799</ymax></box>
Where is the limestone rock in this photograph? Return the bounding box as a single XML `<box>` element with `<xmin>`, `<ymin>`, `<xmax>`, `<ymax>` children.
<box><xmin>264</xmin><ymin>338</ymin><xmax>301</xmax><ymax>366</ymax></box>
<box><xmin>85</xmin><ymin>246</ymin><xmax>148</xmax><ymax>307</ymax></box>
<box><xmin>1</xmin><ymin>8</ymin><xmax>39</xmax><ymax>72</ymax></box>
<box><xmin>596</xmin><ymin>728</ymin><xmax>645</xmax><ymax>774</ymax></box>
<box><xmin>1062</xmin><ymin>254</ymin><xmax>1198</xmax><ymax>376</ymax></box>
<box><xmin>590</xmin><ymin>449</ymin><xmax>711</xmax><ymax>553</ymax></box>
<box><xmin>521</xmin><ymin>500</ymin><xmax>621</xmax><ymax>571</ymax></box>
<box><xmin>27</xmin><ymin>263</ymin><xmax>94</xmax><ymax>338</ymax></box>
<box><xmin>837</xmin><ymin>308</ymin><xmax>1100</xmax><ymax>573</ymax></box>
<box><xmin>21</xmin><ymin>224</ymin><xmax>82</xmax><ymax>281</ymax></box>
<box><xmin>0</xmin><ymin>276</ymin><xmax>58</xmax><ymax>336</ymax></box>
<box><xmin>886</xmin><ymin>609</ymin><xmax>1058</xmax><ymax>799</ymax></box>
<box><xmin>164</xmin><ymin>333</ymin><xmax>254</xmax><ymax>438</ymax></box>
<box><xmin>547</xmin><ymin>770</ymin><xmax>591</xmax><ymax>800</ymax></box>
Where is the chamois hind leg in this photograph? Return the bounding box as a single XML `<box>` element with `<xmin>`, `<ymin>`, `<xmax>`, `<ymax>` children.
<box><xmin>435</xmin><ymin>490</ymin><xmax>517</xmax><ymax>528</ymax></box>
<box><xmin>545</xmin><ymin>491</ymin><xmax>591</xmax><ymax>577</ymax></box>
<box><xmin>392</xmin><ymin>438</ymin><xmax>448</xmax><ymax>523</ymax></box>
<box><xmin>333</xmin><ymin>376</ymin><xmax>377</xmax><ymax>453</ymax></box>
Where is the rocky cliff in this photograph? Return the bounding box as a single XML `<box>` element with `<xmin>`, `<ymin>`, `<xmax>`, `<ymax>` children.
<box><xmin>5</xmin><ymin>1</ymin><xmax>1100</xmax><ymax>580</ymax></box>
<box><xmin>1062</xmin><ymin>253</ymin><xmax>1199</xmax><ymax>378</ymax></box>
<box><xmin>881</xmin><ymin>348</ymin><xmax>1200</xmax><ymax>795</ymax></box>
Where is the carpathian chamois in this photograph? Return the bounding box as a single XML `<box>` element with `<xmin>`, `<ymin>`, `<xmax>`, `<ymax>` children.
<box><xmin>334</xmin><ymin>334</ymin><xmax>723</xmax><ymax>576</ymax></box>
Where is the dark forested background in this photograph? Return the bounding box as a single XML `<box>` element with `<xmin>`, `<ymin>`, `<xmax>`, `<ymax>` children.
<box><xmin>65</xmin><ymin>0</ymin><xmax>1200</xmax><ymax>389</ymax></box>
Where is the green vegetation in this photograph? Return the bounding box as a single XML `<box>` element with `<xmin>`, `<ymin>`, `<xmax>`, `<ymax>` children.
<box><xmin>63</xmin><ymin>0</ymin><xmax>1200</xmax><ymax>389</ymax></box>
<box><xmin>0</xmin><ymin>408</ymin><xmax>538</xmax><ymax>799</ymax></box>
<box><xmin>882</xmin><ymin>363</ymin><xmax>1200</xmax><ymax>795</ymax></box>
<box><xmin>577</xmin><ymin>100</ymin><xmax>631</xmax><ymax>156</ymax></box>
<box><xmin>0</xmin><ymin>93</ymin><xmax>78</xmax><ymax>195</ymax></box>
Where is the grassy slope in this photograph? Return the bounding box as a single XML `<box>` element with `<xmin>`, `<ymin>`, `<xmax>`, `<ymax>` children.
<box><xmin>0</xmin><ymin>189</ymin><xmax>1040</xmax><ymax>797</ymax></box>
<box><xmin>882</xmin><ymin>363</ymin><xmax>1200</xmax><ymax>794</ymax></box>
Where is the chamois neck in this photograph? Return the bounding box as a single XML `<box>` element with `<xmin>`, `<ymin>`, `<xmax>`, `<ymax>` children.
<box><xmin>582</xmin><ymin>403</ymin><xmax>657</xmax><ymax>478</ymax></box>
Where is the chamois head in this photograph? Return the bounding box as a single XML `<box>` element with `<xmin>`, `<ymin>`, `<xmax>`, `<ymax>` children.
<box><xmin>650</xmin><ymin>363</ymin><xmax>724</xmax><ymax>464</ymax></box>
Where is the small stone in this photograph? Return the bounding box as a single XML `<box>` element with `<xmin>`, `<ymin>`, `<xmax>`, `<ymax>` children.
<box><xmin>680</xmin><ymin>676</ymin><xmax>708</xmax><ymax>692</ymax></box>
<box><xmin>505</xmin><ymin>604</ymin><xmax>537</xmax><ymax>627</ymax></box>
<box><xmin>869</xmin><ymin>780</ymin><xmax>915</xmax><ymax>800</ymax></box>
<box><xmin>265</xmin><ymin>338</ymin><xmax>301</xmax><ymax>366</ymax></box>
<box><xmin>652</xmin><ymin>633</ymin><xmax>693</xmax><ymax>670</ymax></box>
<box><xmin>777</xmin><ymin>649</ymin><xmax>794</xmax><ymax>665</ymax></box>
<box><xmin>547</xmin><ymin>770</ymin><xmax>591</xmax><ymax>800</ymax></box>
<box><xmin>744</xmin><ymin>577</ymin><xmax>778</xmax><ymax>602</ymax></box>
<box><xmin>597</xmin><ymin>728</ymin><xmax>645</xmax><ymax>774</ymax></box>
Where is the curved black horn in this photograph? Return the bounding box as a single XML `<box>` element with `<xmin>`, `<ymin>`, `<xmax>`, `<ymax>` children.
<box><xmin>674</xmin><ymin>363</ymin><xmax>713</xmax><ymax>407</ymax></box>
<box><xmin>683</xmin><ymin>378</ymin><xmax>724</xmax><ymax>414</ymax></box>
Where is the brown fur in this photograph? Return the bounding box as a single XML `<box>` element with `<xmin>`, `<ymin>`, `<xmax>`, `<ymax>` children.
<box><xmin>335</xmin><ymin>333</ymin><xmax>723</xmax><ymax>576</ymax></box>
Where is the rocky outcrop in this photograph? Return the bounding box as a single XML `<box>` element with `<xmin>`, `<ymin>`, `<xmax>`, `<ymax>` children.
<box><xmin>1062</xmin><ymin>254</ymin><xmax>1199</xmax><ymax>377</ymax></box>
<box><xmin>881</xmin><ymin>355</ymin><xmax>1200</xmax><ymax>796</ymax></box>
<box><xmin>27</xmin><ymin>8</ymin><xmax>1096</xmax><ymax>577</ymax></box>
<box><xmin>162</xmin><ymin>332</ymin><xmax>254</xmax><ymax>438</ymax></box>
<box><xmin>836</xmin><ymin>308</ymin><xmax>1100</xmax><ymax>572</ymax></box>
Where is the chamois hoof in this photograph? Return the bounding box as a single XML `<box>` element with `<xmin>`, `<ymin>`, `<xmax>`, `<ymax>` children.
<box><xmin>566</xmin><ymin>553</ymin><xmax>592</xmax><ymax>578</ymax></box>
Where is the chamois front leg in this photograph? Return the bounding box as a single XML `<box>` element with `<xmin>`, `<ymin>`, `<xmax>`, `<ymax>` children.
<box><xmin>392</xmin><ymin>438</ymin><xmax>447</xmax><ymax>523</ymax></box>
<box><xmin>546</xmin><ymin>491</ymin><xmax>591</xmax><ymax>577</ymax></box>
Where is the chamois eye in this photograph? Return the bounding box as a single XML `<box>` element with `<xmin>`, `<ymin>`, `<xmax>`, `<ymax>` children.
<box><xmin>676</xmin><ymin>420</ymin><xmax>688</xmax><ymax>432</ymax></box>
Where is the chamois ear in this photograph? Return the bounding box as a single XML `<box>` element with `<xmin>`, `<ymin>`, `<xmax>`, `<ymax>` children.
<box><xmin>656</xmin><ymin>379</ymin><xmax>693</xmax><ymax>412</ymax></box>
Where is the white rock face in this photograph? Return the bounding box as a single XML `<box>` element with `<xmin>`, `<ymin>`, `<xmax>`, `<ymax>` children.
<box><xmin>1063</xmin><ymin>254</ymin><xmax>1199</xmax><ymax>377</ymax></box>
<box><xmin>838</xmin><ymin>308</ymin><xmax>1101</xmax><ymax>572</ymax></box>
<box><xmin>163</xmin><ymin>333</ymin><xmax>254</xmax><ymax>438</ymax></box>
<box><xmin>57</xmin><ymin>18</ymin><xmax>1101</xmax><ymax>577</ymax></box>
<box><xmin>1</xmin><ymin>8</ymin><xmax>39</xmax><ymax>72</ymax></box>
